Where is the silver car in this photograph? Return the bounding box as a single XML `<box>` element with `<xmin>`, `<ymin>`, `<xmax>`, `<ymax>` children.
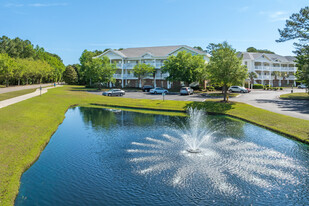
<box><xmin>298</xmin><ymin>84</ymin><xmax>307</xmax><ymax>89</ymax></box>
<box><xmin>150</xmin><ymin>87</ymin><xmax>168</xmax><ymax>94</ymax></box>
<box><xmin>229</xmin><ymin>86</ymin><xmax>248</xmax><ymax>93</ymax></box>
<box><xmin>102</xmin><ymin>89</ymin><xmax>125</xmax><ymax>96</ymax></box>
<box><xmin>180</xmin><ymin>87</ymin><xmax>194</xmax><ymax>95</ymax></box>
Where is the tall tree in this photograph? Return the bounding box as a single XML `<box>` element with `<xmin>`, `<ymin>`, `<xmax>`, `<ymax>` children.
<box><xmin>193</xmin><ymin>46</ymin><xmax>203</xmax><ymax>51</ymax></box>
<box><xmin>276</xmin><ymin>6</ymin><xmax>309</xmax><ymax>91</ymax></box>
<box><xmin>246</xmin><ymin>47</ymin><xmax>274</xmax><ymax>54</ymax></box>
<box><xmin>133</xmin><ymin>63</ymin><xmax>155</xmax><ymax>88</ymax></box>
<box><xmin>162</xmin><ymin>51</ymin><xmax>206</xmax><ymax>86</ymax></box>
<box><xmin>206</xmin><ymin>42</ymin><xmax>248</xmax><ymax>102</ymax></box>
<box><xmin>79</xmin><ymin>50</ymin><xmax>116</xmax><ymax>87</ymax></box>
<box><xmin>0</xmin><ymin>53</ymin><xmax>15</xmax><ymax>86</ymax></box>
<box><xmin>63</xmin><ymin>65</ymin><xmax>78</xmax><ymax>85</ymax></box>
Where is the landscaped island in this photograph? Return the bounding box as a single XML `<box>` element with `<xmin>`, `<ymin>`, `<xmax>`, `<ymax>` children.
<box><xmin>0</xmin><ymin>86</ymin><xmax>309</xmax><ymax>205</ymax></box>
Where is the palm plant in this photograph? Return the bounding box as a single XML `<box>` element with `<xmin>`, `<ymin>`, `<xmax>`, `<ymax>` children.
<box><xmin>249</xmin><ymin>72</ymin><xmax>257</xmax><ymax>85</ymax></box>
<box><xmin>271</xmin><ymin>71</ymin><xmax>281</xmax><ymax>80</ymax></box>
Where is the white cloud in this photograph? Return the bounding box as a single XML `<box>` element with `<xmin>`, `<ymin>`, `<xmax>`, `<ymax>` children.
<box><xmin>28</xmin><ymin>3</ymin><xmax>68</xmax><ymax>7</ymax></box>
<box><xmin>4</xmin><ymin>3</ymin><xmax>24</xmax><ymax>7</ymax></box>
<box><xmin>4</xmin><ymin>2</ymin><xmax>68</xmax><ymax>8</ymax></box>
<box><xmin>259</xmin><ymin>10</ymin><xmax>289</xmax><ymax>22</ymax></box>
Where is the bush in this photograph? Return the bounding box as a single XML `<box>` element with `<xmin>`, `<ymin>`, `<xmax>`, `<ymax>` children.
<box><xmin>253</xmin><ymin>84</ymin><xmax>264</xmax><ymax>89</ymax></box>
<box><xmin>207</xmin><ymin>86</ymin><xmax>215</xmax><ymax>92</ymax></box>
<box><xmin>244</xmin><ymin>82</ymin><xmax>249</xmax><ymax>88</ymax></box>
<box><xmin>280</xmin><ymin>87</ymin><xmax>283</xmax><ymax>90</ymax></box>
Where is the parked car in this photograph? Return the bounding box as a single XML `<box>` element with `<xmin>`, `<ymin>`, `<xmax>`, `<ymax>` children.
<box><xmin>150</xmin><ymin>87</ymin><xmax>168</xmax><ymax>94</ymax></box>
<box><xmin>246</xmin><ymin>88</ymin><xmax>251</xmax><ymax>93</ymax></box>
<box><xmin>102</xmin><ymin>89</ymin><xmax>125</xmax><ymax>96</ymax></box>
<box><xmin>298</xmin><ymin>84</ymin><xmax>307</xmax><ymax>89</ymax></box>
<box><xmin>229</xmin><ymin>86</ymin><xmax>248</xmax><ymax>93</ymax></box>
<box><xmin>142</xmin><ymin>85</ymin><xmax>153</xmax><ymax>92</ymax></box>
<box><xmin>180</xmin><ymin>87</ymin><xmax>194</xmax><ymax>95</ymax></box>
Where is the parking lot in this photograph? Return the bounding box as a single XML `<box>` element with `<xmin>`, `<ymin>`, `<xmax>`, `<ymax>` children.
<box><xmin>89</xmin><ymin>91</ymin><xmax>207</xmax><ymax>101</ymax></box>
<box><xmin>89</xmin><ymin>88</ymin><xmax>309</xmax><ymax>120</ymax></box>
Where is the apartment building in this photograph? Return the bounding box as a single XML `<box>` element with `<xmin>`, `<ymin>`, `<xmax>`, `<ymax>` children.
<box><xmin>95</xmin><ymin>45</ymin><xmax>209</xmax><ymax>88</ymax></box>
<box><xmin>240</xmin><ymin>52</ymin><xmax>297</xmax><ymax>87</ymax></box>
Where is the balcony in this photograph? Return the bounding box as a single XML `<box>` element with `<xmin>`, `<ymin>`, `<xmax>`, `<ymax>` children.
<box><xmin>113</xmin><ymin>73</ymin><xmax>169</xmax><ymax>80</ymax></box>
<box><xmin>254</xmin><ymin>66</ymin><xmax>296</xmax><ymax>71</ymax></box>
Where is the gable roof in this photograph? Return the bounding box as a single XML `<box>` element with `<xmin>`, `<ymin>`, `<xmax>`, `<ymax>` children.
<box><xmin>240</xmin><ymin>52</ymin><xmax>296</xmax><ymax>63</ymax></box>
<box><xmin>97</xmin><ymin>45</ymin><xmax>207</xmax><ymax>59</ymax></box>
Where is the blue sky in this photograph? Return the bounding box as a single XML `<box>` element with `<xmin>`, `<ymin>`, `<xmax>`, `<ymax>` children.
<box><xmin>1</xmin><ymin>0</ymin><xmax>308</xmax><ymax>65</ymax></box>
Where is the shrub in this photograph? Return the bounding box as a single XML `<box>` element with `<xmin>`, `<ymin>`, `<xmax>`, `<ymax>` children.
<box><xmin>280</xmin><ymin>87</ymin><xmax>283</xmax><ymax>90</ymax></box>
<box><xmin>253</xmin><ymin>84</ymin><xmax>264</xmax><ymax>89</ymax></box>
<box><xmin>207</xmin><ymin>86</ymin><xmax>215</xmax><ymax>91</ymax></box>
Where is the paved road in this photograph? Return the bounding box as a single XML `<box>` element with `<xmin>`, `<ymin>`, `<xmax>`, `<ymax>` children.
<box><xmin>0</xmin><ymin>85</ymin><xmax>62</xmax><ymax>109</ymax></box>
<box><xmin>234</xmin><ymin>88</ymin><xmax>309</xmax><ymax>120</ymax></box>
<box><xmin>0</xmin><ymin>83</ymin><xmax>53</xmax><ymax>94</ymax></box>
<box><xmin>90</xmin><ymin>91</ymin><xmax>207</xmax><ymax>102</ymax></box>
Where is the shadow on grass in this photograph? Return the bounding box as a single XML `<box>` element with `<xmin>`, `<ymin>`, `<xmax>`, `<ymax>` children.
<box><xmin>184</xmin><ymin>101</ymin><xmax>234</xmax><ymax>114</ymax></box>
<box><xmin>69</xmin><ymin>86</ymin><xmax>103</xmax><ymax>92</ymax></box>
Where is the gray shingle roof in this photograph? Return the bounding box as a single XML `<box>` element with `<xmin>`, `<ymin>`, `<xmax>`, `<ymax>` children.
<box><xmin>109</xmin><ymin>45</ymin><xmax>207</xmax><ymax>58</ymax></box>
<box><xmin>240</xmin><ymin>52</ymin><xmax>296</xmax><ymax>63</ymax></box>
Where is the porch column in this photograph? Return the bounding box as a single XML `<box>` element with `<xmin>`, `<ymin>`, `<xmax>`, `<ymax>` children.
<box><xmin>121</xmin><ymin>59</ymin><xmax>124</xmax><ymax>88</ymax></box>
<box><xmin>125</xmin><ymin>69</ymin><xmax>127</xmax><ymax>86</ymax></box>
<box><xmin>109</xmin><ymin>82</ymin><xmax>112</xmax><ymax>88</ymax></box>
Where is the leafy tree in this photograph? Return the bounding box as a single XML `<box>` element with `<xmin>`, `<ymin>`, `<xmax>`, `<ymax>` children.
<box><xmin>0</xmin><ymin>36</ymin><xmax>35</xmax><ymax>58</ymax></box>
<box><xmin>276</xmin><ymin>6</ymin><xmax>309</xmax><ymax>92</ymax></box>
<box><xmin>206</xmin><ymin>42</ymin><xmax>248</xmax><ymax>102</ymax></box>
<box><xmin>295</xmin><ymin>46</ymin><xmax>309</xmax><ymax>90</ymax></box>
<box><xmin>246</xmin><ymin>47</ymin><xmax>275</xmax><ymax>54</ymax></box>
<box><xmin>79</xmin><ymin>50</ymin><xmax>116</xmax><ymax>87</ymax></box>
<box><xmin>133</xmin><ymin>63</ymin><xmax>155</xmax><ymax>88</ymax></box>
<box><xmin>34</xmin><ymin>46</ymin><xmax>65</xmax><ymax>82</ymax></box>
<box><xmin>0</xmin><ymin>53</ymin><xmax>15</xmax><ymax>86</ymax></box>
<box><xmin>63</xmin><ymin>65</ymin><xmax>78</xmax><ymax>84</ymax></box>
<box><xmin>193</xmin><ymin>46</ymin><xmax>203</xmax><ymax>51</ymax></box>
<box><xmin>162</xmin><ymin>51</ymin><xmax>206</xmax><ymax>86</ymax></box>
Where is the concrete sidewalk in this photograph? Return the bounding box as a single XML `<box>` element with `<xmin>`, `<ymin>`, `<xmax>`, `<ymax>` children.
<box><xmin>0</xmin><ymin>83</ymin><xmax>53</xmax><ymax>94</ymax></box>
<box><xmin>0</xmin><ymin>85</ymin><xmax>61</xmax><ymax>109</ymax></box>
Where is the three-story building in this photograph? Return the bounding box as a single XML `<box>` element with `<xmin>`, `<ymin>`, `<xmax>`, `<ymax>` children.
<box><xmin>95</xmin><ymin>45</ymin><xmax>209</xmax><ymax>88</ymax></box>
<box><xmin>240</xmin><ymin>52</ymin><xmax>297</xmax><ymax>87</ymax></box>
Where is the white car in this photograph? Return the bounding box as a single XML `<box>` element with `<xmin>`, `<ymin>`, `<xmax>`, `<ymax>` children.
<box><xmin>150</xmin><ymin>87</ymin><xmax>168</xmax><ymax>94</ymax></box>
<box><xmin>229</xmin><ymin>86</ymin><xmax>248</xmax><ymax>93</ymax></box>
<box><xmin>180</xmin><ymin>87</ymin><xmax>194</xmax><ymax>95</ymax></box>
<box><xmin>102</xmin><ymin>89</ymin><xmax>125</xmax><ymax>96</ymax></box>
<box><xmin>298</xmin><ymin>84</ymin><xmax>307</xmax><ymax>89</ymax></box>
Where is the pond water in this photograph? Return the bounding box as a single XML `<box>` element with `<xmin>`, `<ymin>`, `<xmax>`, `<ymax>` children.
<box><xmin>15</xmin><ymin>107</ymin><xmax>309</xmax><ymax>205</ymax></box>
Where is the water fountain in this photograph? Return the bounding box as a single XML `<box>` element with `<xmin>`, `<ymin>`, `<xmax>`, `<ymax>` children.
<box><xmin>128</xmin><ymin>108</ymin><xmax>306</xmax><ymax>195</ymax></box>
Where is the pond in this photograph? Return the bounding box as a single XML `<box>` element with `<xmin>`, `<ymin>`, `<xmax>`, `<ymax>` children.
<box><xmin>15</xmin><ymin>107</ymin><xmax>309</xmax><ymax>205</ymax></box>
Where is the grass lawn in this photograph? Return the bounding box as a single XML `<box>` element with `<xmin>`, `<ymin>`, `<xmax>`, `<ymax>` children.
<box><xmin>280</xmin><ymin>92</ymin><xmax>309</xmax><ymax>100</ymax></box>
<box><xmin>0</xmin><ymin>89</ymin><xmax>37</xmax><ymax>101</ymax></box>
<box><xmin>1</xmin><ymin>85</ymin><xmax>309</xmax><ymax>205</ymax></box>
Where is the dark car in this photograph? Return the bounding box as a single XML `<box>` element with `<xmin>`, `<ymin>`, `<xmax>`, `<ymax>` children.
<box><xmin>102</xmin><ymin>89</ymin><xmax>125</xmax><ymax>97</ymax></box>
<box><xmin>142</xmin><ymin>85</ymin><xmax>153</xmax><ymax>92</ymax></box>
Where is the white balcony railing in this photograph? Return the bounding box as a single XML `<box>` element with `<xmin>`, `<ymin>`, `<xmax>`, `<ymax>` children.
<box><xmin>254</xmin><ymin>66</ymin><xmax>296</xmax><ymax>71</ymax></box>
<box><xmin>113</xmin><ymin>73</ymin><xmax>169</xmax><ymax>80</ymax></box>
<box><xmin>114</xmin><ymin>62</ymin><xmax>165</xmax><ymax>69</ymax></box>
